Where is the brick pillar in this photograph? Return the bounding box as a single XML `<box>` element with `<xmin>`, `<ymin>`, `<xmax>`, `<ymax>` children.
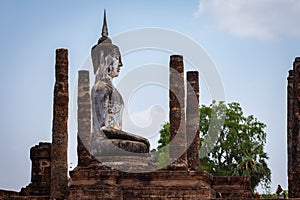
<box><xmin>169</xmin><ymin>55</ymin><xmax>187</xmax><ymax>169</ymax></box>
<box><xmin>50</xmin><ymin>48</ymin><xmax>69</xmax><ymax>200</ymax></box>
<box><xmin>186</xmin><ymin>71</ymin><xmax>200</xmax><ymax>170</ymax></box>
<box><xmin>287</xmin><ymin>68</ymin><xmax>294</xmax><ymax>198</ymax></box>
<box><xmin>288</xmin><ymin>57</ymin><xmax>300</xmax><ymax>198</ymax></box>
<box><xmin>77</xmin><ymin>70</ymin><xmax>92</xmax><ymax>166</ymax></box>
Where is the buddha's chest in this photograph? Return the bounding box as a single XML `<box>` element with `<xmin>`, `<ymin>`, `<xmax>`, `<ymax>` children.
<box><xmin>108</xmin><ymin>88</ymin><xmax>124</xmax><ymax>114</ymax></box>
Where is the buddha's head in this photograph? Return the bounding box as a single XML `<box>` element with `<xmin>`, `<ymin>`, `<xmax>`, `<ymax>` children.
<box><xmin>91</xmin><ymin>10</ymin><xmax>123</xmax><ymax>79</ymax></box>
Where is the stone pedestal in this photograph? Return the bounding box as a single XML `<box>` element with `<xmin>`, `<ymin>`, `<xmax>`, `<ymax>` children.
<box><xmin>69</xmin><ymin>164</ymin><xmax>215</xmax><ymax>200</ymax></box>
<box><xmin>94</xmin><ymin>156</ymin><xmax>156</xmax><ymax>173</ymax></box>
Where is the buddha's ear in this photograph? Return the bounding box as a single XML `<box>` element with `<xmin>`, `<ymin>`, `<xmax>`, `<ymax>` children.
<box><xmin>93</xmin><ymin>49</ymin><xmax>105</xmax><ymax>75</ymax></box>
<box><xmin>99</xmin><ymin>51</ymin><xmax>105</xmax><ymax>69</ymax></box>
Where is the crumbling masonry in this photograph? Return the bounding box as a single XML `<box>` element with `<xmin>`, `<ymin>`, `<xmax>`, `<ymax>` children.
<box><xmin>287</xmin><ymin>57</ymin><xmax>300</xmax><ymax>198</ymax></box>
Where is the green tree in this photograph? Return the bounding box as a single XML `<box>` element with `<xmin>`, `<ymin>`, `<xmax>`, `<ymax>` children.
<box><xmin>157</xmin><ymin>102</ymin><xmax>271</xmax><ymax>191</ymax></box>
<box><xmin>157</xmin><ymin>123</ymin><xmax>170</xmax><ymax>150</ymax></box>
<box><xmin>157</xmin><ymin>123</ymin><xmax>170</xmax><ymax>168</ymax></box>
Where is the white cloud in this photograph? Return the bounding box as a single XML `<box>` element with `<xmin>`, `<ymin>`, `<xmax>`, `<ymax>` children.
<box><xmin>195</xmin><ymin>0</ymin><xmax>300</xmax><ymax>40</ymax></box>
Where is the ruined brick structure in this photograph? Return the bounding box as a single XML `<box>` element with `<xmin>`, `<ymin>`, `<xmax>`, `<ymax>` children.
<box><xmin>0</xmin><ymin>14</ymin><xmax>256</xmax><ymax>200</ymax></box>
<box><xmin>212</xmin><ymin>177</ymin><xmax>253</xmax><ymax>199</ymax></box>
<box><xmin>20</xmin><ymin>143</ymin><xmax>51</xmax><ymax>196</ymax></box>
<box><xmin>287</xmin><ymin>57</ymin><xmax>300</xmax><ymax>198</ymax></box>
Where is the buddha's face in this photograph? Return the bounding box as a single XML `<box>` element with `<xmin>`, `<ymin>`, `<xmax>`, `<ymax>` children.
<box><xmin>110</xmin><ymin>54</ymin><xmax>122</xmax><ymax>78</ymax></box>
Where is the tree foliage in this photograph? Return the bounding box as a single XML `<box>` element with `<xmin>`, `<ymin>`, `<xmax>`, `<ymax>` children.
<box><xmin>157</xmin><ymin>102</ymin><xmax>271</xmax><ymax>191</ymax></box>
<box><xmin>157</xmin><ymin>123</ymin><xmax>170</xmax><ymax>150</ymax></box>
<box><xmin>157</xmin><ymin>123</ymin><xmax>170</xmax><ymax>168</ymax></box>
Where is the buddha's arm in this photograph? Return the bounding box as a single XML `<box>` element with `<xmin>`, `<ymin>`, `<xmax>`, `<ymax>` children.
<box><xmin>92</xmin><ymin>82</ymin><xmax>111</xmax><ymax>131</ymax></box>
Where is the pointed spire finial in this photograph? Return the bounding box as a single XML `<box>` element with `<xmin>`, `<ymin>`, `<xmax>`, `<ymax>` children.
<box><xmin>102</xmin><ymin>9</ymin><xmax>108</xmax><ymax>37</ymax></box>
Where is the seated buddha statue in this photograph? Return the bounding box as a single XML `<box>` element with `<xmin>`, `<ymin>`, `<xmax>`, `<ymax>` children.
<box><xmin>90</xmin><ymin>11</ymin><xmax>150</xmax><ymax>156</ymax></box>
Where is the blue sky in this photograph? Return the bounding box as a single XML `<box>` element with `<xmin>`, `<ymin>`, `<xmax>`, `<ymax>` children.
<box><xmin>0</xmin><ymin>0</ymin><xmax>300</xmax><ymax>193</ymax></box>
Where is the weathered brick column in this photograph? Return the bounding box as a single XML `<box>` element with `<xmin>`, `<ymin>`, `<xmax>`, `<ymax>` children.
<box><xmin>77</xmin><ymin>70</ymin><xmax>92</xmax><ymax>166</ymax></box>
<box><xmin>186</xmin><ymin>71</ymin><xmax>200</xmax><ymax>170</ymax></box>
<box><xmin>169</xmin><ymin>55</ymin><xmax>187</xmax><ymax>169</ymax></box>
<box><xmin>50</xmin><ymin>48</ymin><xmax>69</xmax><ymax>199</ymax></box>
<box><xmin>287</xmin><ymin>68</ymin><xmax>294</xmax><ymax>197</ymax></box>
<box><xmin>287</xmin><ymin>57</ymin><xmax>300</xmax><ymax>198</ymax></box>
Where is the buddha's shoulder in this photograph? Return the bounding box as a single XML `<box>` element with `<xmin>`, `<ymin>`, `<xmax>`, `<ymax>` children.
<box><xmin>92</xmin><ymin>81</ymin><xmax>113</xmax><ymax>92</ymax></box>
